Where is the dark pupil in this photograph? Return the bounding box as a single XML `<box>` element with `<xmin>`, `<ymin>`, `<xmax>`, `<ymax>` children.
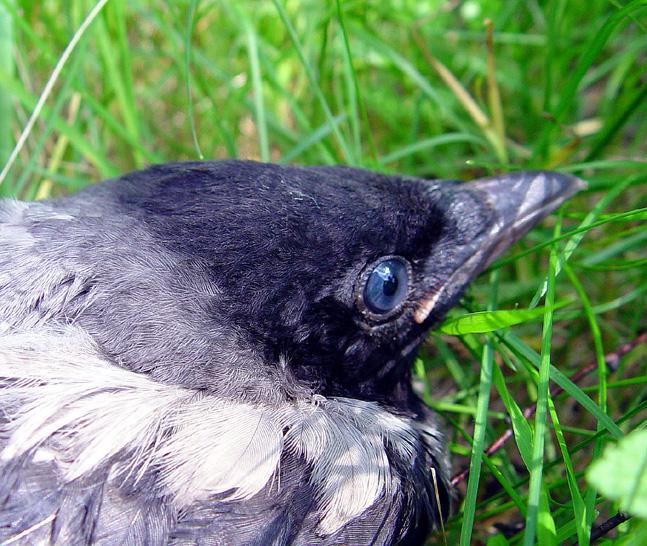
<box><xmin>363</xmin><ymin>258</ymin><xmax>409</xmax><ymax>315</ymax></box>
<box><xmin>381</xmin><ymin>270</ymin><xmax>398</xmax><ymax>296</ymax></box>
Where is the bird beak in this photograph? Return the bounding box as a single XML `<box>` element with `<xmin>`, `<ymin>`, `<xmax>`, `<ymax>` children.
<box><xmin>414</xmin><ymin>171</ymin><xmax>586</xmax><ymax>324</ymax></box>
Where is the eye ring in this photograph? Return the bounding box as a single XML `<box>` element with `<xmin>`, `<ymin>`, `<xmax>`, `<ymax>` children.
<box><xmin>355</xmin><ymin>255</ymin><xmax>412</xmax><ymax>321</ymax></box>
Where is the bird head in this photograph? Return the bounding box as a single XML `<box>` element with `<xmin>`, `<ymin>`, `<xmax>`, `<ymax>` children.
<box><xmin>50</xmin><ymin>161</ymin><xmax>583</xmax><ymax>406</ymax></box>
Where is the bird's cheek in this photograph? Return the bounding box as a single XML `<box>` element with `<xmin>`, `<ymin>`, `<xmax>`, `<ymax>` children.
<box><xmin>341</xmin><ymin>333</ymin><xmax>409</xmax><ymax>378</ymax></box>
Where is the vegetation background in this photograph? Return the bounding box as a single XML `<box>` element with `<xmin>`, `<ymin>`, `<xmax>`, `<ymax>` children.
<box><xmin>0</xmin><ymin>0</ymin><xmax>645</xmax><ymax>544</ymax></box>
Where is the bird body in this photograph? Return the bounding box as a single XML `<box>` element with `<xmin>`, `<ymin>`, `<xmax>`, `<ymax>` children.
<box><xmin>0</xmin><ymin>161</ymin><xmax>583</xmax><ymax>545</ymax></box>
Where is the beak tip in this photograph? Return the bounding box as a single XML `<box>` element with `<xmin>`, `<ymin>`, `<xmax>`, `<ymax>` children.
<box><xmin>471</xmin><ymin>170</ymin><xmax>587</xmax><ymax>225</ymax></box>
<box><xmin>572</xmin><ymin>175</ymin><xmax>589</xmax><ymax>192</ymax></box>
<box><xmin>462</xmin><ymin>169</ymin><xmax>587</xmax><ymax>270</ymax></box>
<box><xmin>538</xmin><ymin>170</ymin><xmax>588</xmax><ymax>197</ymax></box>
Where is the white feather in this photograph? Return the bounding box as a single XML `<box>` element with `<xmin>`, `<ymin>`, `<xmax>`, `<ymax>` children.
<box><xmin>0</xmin><ymin>326</ymin><xmax>426</xmax><ymax>535</ymax></box>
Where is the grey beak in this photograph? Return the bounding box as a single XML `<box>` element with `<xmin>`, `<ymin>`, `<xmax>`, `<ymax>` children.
<box><xmin>414</xmin><ymin>171</ymin><xmax>586</xmax><ymax>324</ymax></box>
<box><xmin>466</xmin><ymin>170</ymin><xmax>587</xmax><ymax>270</ymax></box>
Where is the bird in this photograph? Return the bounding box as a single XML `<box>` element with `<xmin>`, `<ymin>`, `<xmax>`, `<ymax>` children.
<box><xmin>0</xmin><ymin>160</ymin><xmax>584</xmax><ymax>545</ymax></box>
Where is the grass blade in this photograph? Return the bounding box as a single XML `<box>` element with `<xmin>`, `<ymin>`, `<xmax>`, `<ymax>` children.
<box><xmin>528</xmin><ymin>173</ymin><xmax>636</xmax><ymax>307</ymax></box>
<box><xmin>185</xmin><ymin>0</ymin><xmax>204</xmax><ymax>160</ymax></box>
<box><xmin>0</xmin><ymin>72</ymin><xmax>117</xmax><ymax>179</ymax></box>
<box><xmin>0</xmin><ymin>0</ymin><xmax>110</xmax><ymax>187</ymax></box>
<box><xmin>523</xmin><ymin>216</ymin><xmax>561</xmax><ymax>546</ymax></box>
<box><xmin>547</xmin><ymin>394</ymin><xmax>590</xmax><ymax>545</ymax></box>
<box><xmin>0</xmin><ymin>0</ymin><xmax>13</xmax><ymax>168</ymax></box>
<box><xmin>379</xmin><ymin>133</ymin><xmax>484</xmax><ymax>165</ymax></box>
<box><xmin>272</xmin><ymin>0</ymin><xmax>354</xmax><ymax>164</ymax></box>
<box><xmin>536</xmin><ymin>0</ymin><xmax>647</xmax><ymax>160</ymax></box>
<box><xmin>244</xmin><ymin>16</ymin><xmax>269</xmax><ymax>162</ymax></box>
<box><xmin>459</xmin><ymin>271</ymin><xmax>498</xmax><ymax>546</ymax></box>
<box><xmin>437</xmin><ymin>302</ymin><xmax>570</xmax><ymax>335</ymax></box>
<box><xmin>503</xmin><ymin>332</ymin><xmax>623</xmax><ymax>440</ymax></box>
<box><xmin>586</xmin><ymin>81</ymin><xmax>647</xmax><ymax>161</ymax></box>
<box><xmin>335</xmin><ymin>0</ymin><xmax>362</xmax><ymax>164</ymax></box>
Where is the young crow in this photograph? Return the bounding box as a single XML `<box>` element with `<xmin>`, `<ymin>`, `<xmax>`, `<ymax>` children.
<box><xmin>0</xmin><ymin>161</ymin><xmax>583</xmax><ymax>545</ymax></box>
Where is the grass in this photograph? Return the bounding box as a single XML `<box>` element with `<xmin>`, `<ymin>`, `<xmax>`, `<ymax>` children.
<box><xmin>0</xmin><ymin>0</ymin><xmax>645</xmax><ymax>544</ymax></box>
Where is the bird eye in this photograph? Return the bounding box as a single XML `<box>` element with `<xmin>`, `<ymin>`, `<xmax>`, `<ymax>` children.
<box><xmin>362</xmin><ymin>257</ymin><xmax>410</xmax><ymax>315</ymax></box>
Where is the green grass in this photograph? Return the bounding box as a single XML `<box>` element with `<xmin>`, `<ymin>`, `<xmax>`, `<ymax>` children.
<box><xmin>1</xmin><ymin>0</ymin><xmax>645</xmax><ymax>544</ymax></box>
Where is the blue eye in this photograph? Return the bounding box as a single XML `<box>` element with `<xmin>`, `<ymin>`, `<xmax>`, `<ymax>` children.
<box><xmin>363</xmin><ymin>257</ymin><xmax>409</xmax><ymax>315</ymax></box>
